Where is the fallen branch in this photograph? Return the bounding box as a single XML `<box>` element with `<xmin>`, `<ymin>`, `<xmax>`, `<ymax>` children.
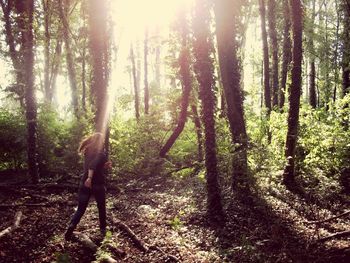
<box><xmin>306</xmin><ymin>210</ymin><xmax>350</xmax><ymax>224</ymax></box>
<box><xmin>318</xmin><ymin>230</ymin><xmax>350</xmax><ymax>242</ymax></box>
<box><xmin>0</xmin><ymin>211</ymin><xmax>23</xmax><ymax>239</ymax></box>
<box><xmin>0</xmin><ymin>200</ymin><xmax>75</xmax><ymax>209</ymax></box>
<box><xmin>111</xmin><ymin>216</ymin><xmax>179</xmax><ymax>262</ymax></box>
<box><xmin>111</xmin><ymin>217</ymin><xmax>148</xmax><ymax>252</ymax></box>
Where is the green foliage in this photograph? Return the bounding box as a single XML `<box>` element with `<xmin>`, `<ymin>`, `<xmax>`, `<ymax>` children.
<box><xmin>0</xmin><ymin>108</ymin><xmax>26</xmax><ymax>170</ymax></box>
<box><xmin>54</xmin><ymin>252</ymin><xmax>71</xmax><ymax>263</ymax></box>
<box><xmin>36</xmin><ymin>104</ymin><xmax>91</xmax><ymax>177</ymax></box>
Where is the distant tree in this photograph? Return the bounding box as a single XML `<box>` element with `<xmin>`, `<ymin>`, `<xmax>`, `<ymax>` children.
<box><xmin>88</xmin><ymin>0</ymin><xmax>109</xmax><ymax>132</ymax></box>
<box><xmin>58</xmin><ymin>0</ymin><xmax>79</xmax><ymax>117</ymax></box>
<box><xmin>308</xmin><ymin>0</ymin><xmax>317</xmax><ymax>108</ymax></box>
<box><xmin>267</xmin><ymin>0</ymin><xmax>279</xmax><ymax>107</ymax></box>
<box><xmin>130</xmin><ymin>44</ymin><xmax>140</xmax><ymax>120</ymax></box>
<box><xmin>214</xmin><ymin>0</ymin><xmax>249</xmax><ymax>191</ymax></box>
<box><xmin>144</xmin><ymin>29</ymin><xmax>149</xmax><ymax>114</ymax></box>
<box><xmin>259</xmin><ymin>0</ymin><xmax>271</xmax><ymax>115</ymax></box>
<box><xmin>279</xmin><ymin>0</ymin><xmax>292</xmax><ymax>109</ymax></box>
<box><xmin>283</xmin><ymin>0</ymin><xmax>303</xmax><ymax>189</ymax></box>
<box><xmin>193</xmin><ymin>0</ymin><xmax>224</xmax><ymax>220</ymax></box>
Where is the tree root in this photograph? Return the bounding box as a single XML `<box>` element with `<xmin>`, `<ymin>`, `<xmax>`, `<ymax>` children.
<box><xmin>318</xmin><ymin>230</ymin><xmax>350</xmax><ymax>242</ymax></box>
<box><xmin>0</xmin><ymin>211</ymin><xmax>23</xmax><ymax>239</ymax></box>
<box><xmin>306</xmin><ymin>210</ymin><xmax>350</xmax><ymax>224</ymax></box>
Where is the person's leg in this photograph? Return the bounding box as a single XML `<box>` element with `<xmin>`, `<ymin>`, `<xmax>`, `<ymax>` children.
<box><xmin>65</xmin><ymin>186</ymin><xmax>91</xmax><ymax>239</ymax></box>
<box><xmin>93</xmin><ymin>185</ymin><xmax>106</xmax><ymax>233</ymax></box>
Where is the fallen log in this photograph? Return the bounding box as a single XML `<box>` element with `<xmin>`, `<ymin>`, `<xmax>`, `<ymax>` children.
<box><xmin>306</xmin><ymin>210</ymin><xmax>350</xmax><ymax>224</ymax></box>
<box><xmin>318</xmin><ymin>230</ymin><xmax>350</xmax><ymax>242</ymax></box>
<box><xmin>0</xmin><ymin>211</ymin><xmax>23</xmax><ymax>239</ymax></box>
<box><xmin>74</xmin><ymin>232</ymin><xmax>122</xmax><ymax>263</ymax></box>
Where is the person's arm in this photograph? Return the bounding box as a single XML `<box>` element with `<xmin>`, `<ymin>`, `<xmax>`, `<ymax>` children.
<box><xmin>84</xmin><ymin>169</ymin><xmax>94</xmax><ymax>188</ymax></box>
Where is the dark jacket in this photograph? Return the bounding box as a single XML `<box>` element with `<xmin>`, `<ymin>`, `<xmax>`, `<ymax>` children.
<box><xmin>80</xmin><ymin>151</ymin><xmax>107</xmax><ymax>186</ymax></box>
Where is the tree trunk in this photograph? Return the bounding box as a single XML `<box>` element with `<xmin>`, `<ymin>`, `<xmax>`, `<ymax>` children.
<box><xmin>193</xmin><ymin>0</ymin><xmax>223</xmax><ymax>220</ymax></box>
<box><xmin>214</xmin><ymin>0</ymin><xmax>249</xmax><ymax>191</ymax></box>
<box><xmin>159</xmin><ymin>19</ymin><xmax>192</xmax><ymax>158</ymax></box>
<box><xmin>283</xmin><ymin>0</ymin><xmax>303</xmax><ymax>189</ymax></box>
<box><xmin>342</xmin><ymin>0</ymin><xmax>350</xmax><ymax>97</ymax></box>
<box><xmin>18</xmin><ymin>0</ymin><xmax>39</xmax><ymax>184</ymax></box>
<box><xmin>268</xmin><ymin>0</ymin><xmax>279</xmax><ymax>107</ymax></box>
<box><xmin>309</xmin><ymin>0</ymin><xmax>317</xmax><ymax>108</ymax></box>
<box><xmin>259</xmin><ymin>0</ymin><xmax>271</xmax><ymax>115</ymax></box>
<box><xmin>144</xmin><ymin>29</ymin><xmax>149</xmax><ymax>114</ymax></box>
<box><xmin>130</xmin><ymin>44</ymin><xmax>140</xmax><ymax>120</ymax></box>
<box><xmin>59</xmin><ymin>0</ymin><xmax>79</xmax><ymax>117</ymax></box>
<box><xmin>279</xmin><ymin>0</ymin><xmax>292</xmax><ymax>109</ymax></box>
<box><xmin>88</xmin><ymin>0</ymin><xmax>109</xmax><ymax>132</ymax></box>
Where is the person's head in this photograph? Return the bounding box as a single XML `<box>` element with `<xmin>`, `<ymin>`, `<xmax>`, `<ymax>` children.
<box><xmin>78</xmin><ymin>132</ymin><xmax>104</xmax><ymax>155</ymax></box>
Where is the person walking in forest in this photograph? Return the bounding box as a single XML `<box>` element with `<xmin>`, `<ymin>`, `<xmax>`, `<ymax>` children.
<box><xmin>65</xmin><ymin>132</ymin><xmax>111</xmax><ymax>240</ymax></box>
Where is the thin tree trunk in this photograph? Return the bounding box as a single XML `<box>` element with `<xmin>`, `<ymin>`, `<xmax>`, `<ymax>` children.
<box><xmin>283</xmin><ymin>0</ymin><xmax>303</xmax><ymax>189</ymax></box>
<box><xmin>59</xmin><ymin>0</ymin><xmax>79</xmax><ymax>117</ymax></box>
<box><xmin>190</xmin><ymin>104</ymin><xmax>203</xmax><ymax>162</ymax></box>
<box><xmin>144</xmin><ymin>29</ymin><xmax>149</xmax><ymax>114</ymax></box>
<box><xmin>155</xmin><ymin>27</ymin><xmax>161</xmax><ymax>88</ymax></box>
<box><xmin>214</xmin><ymin>0</ymin><xmax>249</xmax><ymax>191</ymax></box>
<box><xmin>42</xmin><ymin>0</ymin><xmax>51</xmax><ymax>103</ymax></box>
<box><xmin>309</xmin><ymin>0</ymin><xmax>317</xmax><ymax>108</ymax></box>
<box><xmin>268</xmin><ymin>0</ymin><xmax>279</xmax><ymax>107</ymax></box>
<box><xmin>259</xmin><ymin>0</ymin><xmax>271</xmax><ymax>115</ymax></box>
<box><xmin>159</xmin><ymin>19</ymin><xmax>192</xmax><ymax>158</ymax></box>
<box><xmin>130</xmin><ymin>44</ymin><xmax>140</xmax><ymax>120</ymax></box>
<box><xmin>193</xmin><ymin>0</ymin><xmax>223</xmax><ymax>220</ymax></box>
<box><xmin>279</xmin><ymin>0</ymin><xmax>292</xmax><ymax>109</ymax></box>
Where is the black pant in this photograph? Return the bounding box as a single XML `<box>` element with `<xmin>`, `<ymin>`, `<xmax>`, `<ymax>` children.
<box><xmin>69</xmin><ymin>184</ymin><xmax>106</xmax><ymax>230</ymax></box>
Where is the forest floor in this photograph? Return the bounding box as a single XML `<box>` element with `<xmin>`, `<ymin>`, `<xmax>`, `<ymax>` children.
<box><xmin>0</xmin><ymin>169</ymin><xmax>349</xmax><ymax>263</ymax></box>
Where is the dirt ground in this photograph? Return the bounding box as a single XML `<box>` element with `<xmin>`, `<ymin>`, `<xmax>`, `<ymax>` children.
<box><xmin>0</xmin><ymin>172</ymin><xmax>349</xmax><ymax>263</ymax></box>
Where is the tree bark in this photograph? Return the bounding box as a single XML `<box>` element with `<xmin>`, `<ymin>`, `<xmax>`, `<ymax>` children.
<box><xmin>268</xmin><ymin>0</ymin><xmax>279</xmax><ymax>107</ymax></box>
<box><xmin>283</xmin><ymin>0</ymin><xmax>303</xmax><ymax>189</ymax></box>
<box><xmin>193</xmin><ymin>0</ymin><xmax>224</xmax><ymax>220</ymax></box>
<box><xmin>190</xmin><ymin>104</ymin><xmax>203</xmax><ymax>162</ymax></box>
<box><xmin>259</xmin><ymin>0</ymin><xmax>271</xmax><ymax>115</ymax></box>
<box><xmin>214</xmin><ymin>0</ymin><xmax>249</xmax><ymax>191</ymax></box>
<box><xmin>279</xmin><ymin>0</ymin><xmax>292</xmax><ymax>109</ymax></box>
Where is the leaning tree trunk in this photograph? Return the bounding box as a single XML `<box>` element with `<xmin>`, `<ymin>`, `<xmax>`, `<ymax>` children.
<box><xmin>144</xmin><ymin>29</ymin><xmax>149</xmax><ymax>114</ymax></box>
<box><xmin>193</xmin><ymin>0</ymin><xmax>224</xmax><ymax>220</ymax></box>
<box><xmin>283</xmin><ymin>0</ymin><xmax>303</xmax><ymax>189</ymax></box>
<box><xmin>159</xmin><ymin>17</ymin><xmax>192</xmax><ymax>158</ymax></box>
<box><xmin>279</xmin><ymin>0</ymin><xmax>292</xmax><ymax>109</ymax></box>
<box><xmin>88</xmin><ymin>0</ymin><xmax>109</xmax><ymax>132</ymax></box>
<box><xmin>20</xmin><ymin>0</ymin><xmax>39</xmax><ymax>184</ymax></box>
<box><xmin>130</xmin><ymin>44</ymin><xmax>140</xmax><ymax>120</ymax></box>
<box><xmin>59</xmin><ymin>0</ymin><xmax>79</xmax><ymax>117</ymax></box>
<box><xmin>190</xmin><ymin>103</ymin><xmax>203</xmax><ymax>162</ymax></box>
<box><xmin>214</xmin><ymin>0</ymin><xmax>249</xmax><ymax>191</ymax></box>
<box><xmin>268</xmin><ymin>0</ymin><xmax>279</xmax><ymax>107</ymax></box>
<box><xmin>259</xmin><ymin>0</ymin><xmax>271</xmax><ymax>115</ymax></box>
